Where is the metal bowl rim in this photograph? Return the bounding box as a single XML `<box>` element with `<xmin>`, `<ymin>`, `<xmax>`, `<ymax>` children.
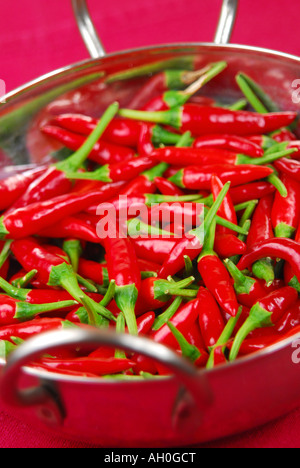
<box><xmin>3</xmin><ymin>40</ymin><xmax>300</xmax><ymax>103</ymax></box>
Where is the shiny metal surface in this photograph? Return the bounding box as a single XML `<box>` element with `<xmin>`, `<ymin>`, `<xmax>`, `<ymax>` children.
<box><xmin>0</xmin><ymin>0</ymin><xmax>300</xmax><ymax>447</ymax></box>
<box><xmin>214</xmin><ymin>0</ymin><xmax>239</xmax><ymax>44</ymax></box>
<box><xmin>71</xmin><ymin>0</ymin><xmax>107</xmax><ymax>58</ymax></box>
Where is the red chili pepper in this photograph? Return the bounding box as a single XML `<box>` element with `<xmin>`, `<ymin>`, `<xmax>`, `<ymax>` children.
<box><xmin>229</xmin><ymin>286</ymin><xmax>298</xmax><ymax>360</ymax></box>
<box><xmin>197</xmin><ymin>220</ymin><xmax>239</xmax><ymax>317</ymax></box>
<box><xmin>224</xmin><ymin>258</ymin><xmax>271</xmax><ymax>308</ymax></box>
<box><xmin>0</xmin><ymin>294</ymin><xmax>77</xmax><ymax>326</ymax></box>
<box><xmin>0</xmin><ymin>189</ymin><xmax>114</xmax><ymax>240</ymax></box>
<box><xmin>192</xmin><ymin>134</ymin><xmax>264</xmax><ymax>158</ymax></box>
<box><xmin>41</xmin><ymin>125</ymin><xmax>136</xmax><ymax>166</ymax></box>
<box><xmin>0</xmin><ymin>166</ymin><xmax>47</xmax><ymax>212</ymax></box>
<box><xmin>35</xmin><ymin>356</ymin><xmax>135</xmax><ymax>376</ymax></box>
<box><xmin>10</xmin><ymin>237</ymin><xmax>115</xmax><ymax>327</ymax></box>
<box><xmin>151</xmin><ymin>145</ymin><xmax>291</xmax><ymax>168</ymax></box>
<box><xmin>52</xmin><ymin>114</ymin><xmax>141</xmax><ymax>147</ymax></box>
<box><xmin>0</xmin><ymin>317</ymin><xmax>75</xmax><ymax>343</ymax></box>
<box><xmin>103</xmin><ymin>223</ymin><xmax>141</xmax><ymax>335</ymax></box>
<box><xmin>169</xmin><ymin>164</ymin><xmax>274</xmax><ymax>190</ymax></box>
<box><xmin>237</xmin><ymin>238</ymin><xmax>300</xmax><ymax>284</ymax></box>
<box><xmin>67</xmin><ymin>156</ymin><xmax>156</xmax><ymax>184</ymax></box>
<box><xmin>119</xmin><ymin>104</ymin><xmax>297</xmax><ymax>136</ymax></box>
<box><xmin>197</xmin><ymin>286</ymin><xmax>225</xmax><ymax>349</ymax></box>
<box><xmin>271</xmin><ymin>174</ymin><xmax>300</xmax><ymax>238</ymax></box>
<box><xmin>229</xmin><ymin>181</ymin><xmax>275</xmax><ymax>205</ymax></box>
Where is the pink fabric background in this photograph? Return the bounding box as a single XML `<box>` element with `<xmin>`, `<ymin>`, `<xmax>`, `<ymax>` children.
<box><xmin>0</xmin><ymin>0</ymin><xmax>300</xmax><ymax>448</ymax></box>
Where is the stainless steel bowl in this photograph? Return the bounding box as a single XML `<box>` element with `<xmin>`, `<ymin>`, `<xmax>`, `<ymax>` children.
<box><xmin>0</xmin><ymin>0</ymin><xmax>300</xmax><ymax>447</ymax></box>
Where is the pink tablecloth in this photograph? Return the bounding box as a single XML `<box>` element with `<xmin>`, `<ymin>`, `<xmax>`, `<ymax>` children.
<box><xmin>0</xmin><ymin>0</ymin><xmax>300</xmax><ymax>448</ymax></box>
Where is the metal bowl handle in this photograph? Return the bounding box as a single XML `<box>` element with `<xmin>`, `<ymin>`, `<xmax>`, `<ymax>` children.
<box><xmin>0</xmin><ymin>327</ymin><xmax>213</xmax><ymax>430</ymax></box>
<box><xmin>71</xmin><ymin>0</ymin><xmax>239</xmax><ymax>58</ymax></box>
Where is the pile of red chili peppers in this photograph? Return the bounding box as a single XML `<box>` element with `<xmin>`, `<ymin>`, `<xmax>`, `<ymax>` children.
<box><xmin>0</xmin><ymin>62</ymin><xmax>300</xmax><ymax>378</ymax></box>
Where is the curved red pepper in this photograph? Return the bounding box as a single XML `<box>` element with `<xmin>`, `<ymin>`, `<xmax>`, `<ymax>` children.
<box><xmin>119</xmin><ymin>104</ymin><xmax>297</xmax><ymax>136</ymax></box>
<box><xmin>169</xmin><ymin>164</ymin><xmax>273</xmax><ymax>190</ymax></box>
<box><xmin>237</xmin><ymin>238</ymin><xmax>300</xmax><ymax>283</ymax></box>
